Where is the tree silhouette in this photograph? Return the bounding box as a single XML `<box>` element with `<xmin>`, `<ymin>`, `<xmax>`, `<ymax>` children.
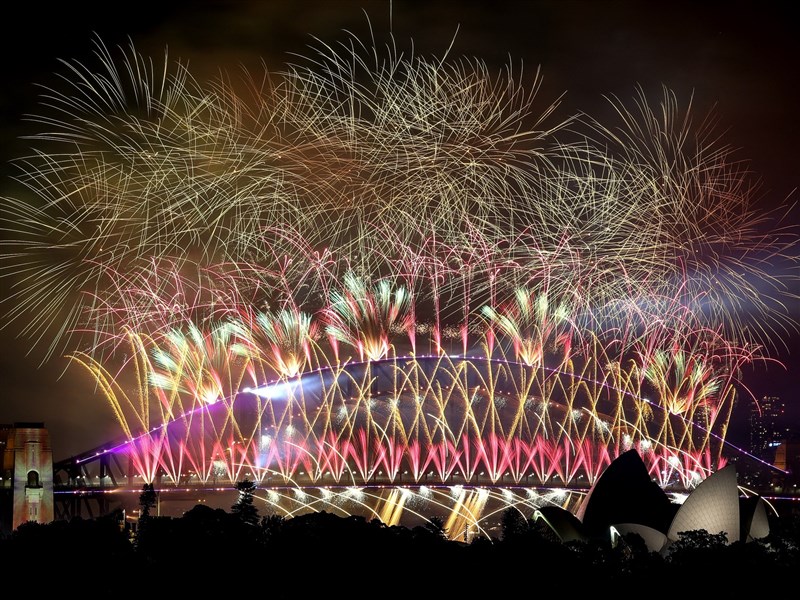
<box><xmin>668</xmin><ymin>528</ymin><xmax>729</xmax><ymax>553</ymax></box>
<box><xmin>500</xmin><ymin>507</ymin><xmax>529</xmax><ymax>541</ymax></box>
<box><xmin>138</xmin><ymin>483</ymin><xmax>157</xmax><ymax>520</ymax></box>
<box><xmin>261</xmin><ymin>513</ymin><xmax>286</xmax><ymax>540</ymax></box>
<box><xmin>423</xmin><ymin>515</ymin><xmax>449</xmax><ymax>540</ymax></box>
<box><xmin>231</xmin><ymin>478</ymin><xmax>260</xmax><ymax>526</ymax></box>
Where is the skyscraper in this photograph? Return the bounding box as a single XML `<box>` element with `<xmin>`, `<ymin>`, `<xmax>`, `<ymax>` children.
<box><xmin>749</xmin><ymin>396</ymin><xmax>790</xmax><ymax>463</ymax></box>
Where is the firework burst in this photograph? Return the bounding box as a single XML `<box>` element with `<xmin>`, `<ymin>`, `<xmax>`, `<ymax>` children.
<box><xmin>1</xmin><ymin>25</ymin><xmax>798</xmax><ymax>533</ymax></box>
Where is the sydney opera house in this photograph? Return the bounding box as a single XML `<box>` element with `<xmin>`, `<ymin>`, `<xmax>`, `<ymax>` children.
<box><xmin>534</xmin><ymin>448</ymin><xmax>773</xmax><ymax>553</ymax></box>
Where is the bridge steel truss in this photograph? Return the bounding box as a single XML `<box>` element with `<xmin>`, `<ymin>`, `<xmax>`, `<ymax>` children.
<box><xmin>53</xmin><ymin>449</ymin><xmax>134</xmax><ymax>521</ymax></box>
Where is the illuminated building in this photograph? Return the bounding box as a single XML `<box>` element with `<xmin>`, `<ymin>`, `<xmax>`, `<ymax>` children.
<box><xmin>535</xmin><ymin>448</ymin><xmax>771</xmax><ymax>553</ymax></box>
<box><xmin>0</xmin><ymin>423</ymin><xmax>54</xmax><ymax>533</ymax></box>
<box><xmin>749</xmin><ymin>396</ymin><xmax>790</xmax><ymax>463</ymax></box>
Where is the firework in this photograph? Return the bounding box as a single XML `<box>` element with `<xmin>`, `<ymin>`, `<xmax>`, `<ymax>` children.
<box><xmin>2</xmin><ymin>28</ymin><xmax>798</xmax><ymax>537</ymax></box>
<box><xmin>4</xmin><ymin>33</ymin><xmax>794</xmax><ymax>361</ymax></box>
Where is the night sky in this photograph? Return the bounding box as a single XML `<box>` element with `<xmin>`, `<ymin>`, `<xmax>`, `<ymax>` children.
<box><xmin>0</xmin><ymin>0</ymin><xmax>797</xmax><ymax>460</ymax></box>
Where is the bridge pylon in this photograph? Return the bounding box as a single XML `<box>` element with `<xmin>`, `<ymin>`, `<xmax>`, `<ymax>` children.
<box><xmin>1</xmin><ymin>422</ymin><xmax>54</xmax><ymax>534</ymax></box>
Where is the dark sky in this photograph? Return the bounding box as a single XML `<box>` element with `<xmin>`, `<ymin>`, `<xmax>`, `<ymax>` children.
<box><xmin>0</xmin><ymin>0</ymin><xmax>798</xmax><ymax>460</ymax></box>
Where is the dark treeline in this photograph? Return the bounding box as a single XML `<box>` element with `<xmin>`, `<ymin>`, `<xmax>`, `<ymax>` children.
<box><xmin>2</xmin><ymin>484</ymin><xmax>799</xmax><ymax>596</ymax></box>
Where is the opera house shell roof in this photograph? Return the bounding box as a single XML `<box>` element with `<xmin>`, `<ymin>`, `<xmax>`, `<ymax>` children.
<box><xmin>534</xmin><ymin>449</ymin><xmax>771</xmax><ymax>553</ymax></box>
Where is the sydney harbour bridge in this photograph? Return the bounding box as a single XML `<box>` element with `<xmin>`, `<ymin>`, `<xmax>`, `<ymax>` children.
<box><xmin>46</xmin><ymin>352</ymin><xmax>742</xmax><ymax>538</ymax></box>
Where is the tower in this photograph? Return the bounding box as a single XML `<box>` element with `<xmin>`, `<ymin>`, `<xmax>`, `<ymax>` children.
<box><xmin>0</xmin><ymin>422</ymin><xmax>54</xmax><ymax>533</ymax></box>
